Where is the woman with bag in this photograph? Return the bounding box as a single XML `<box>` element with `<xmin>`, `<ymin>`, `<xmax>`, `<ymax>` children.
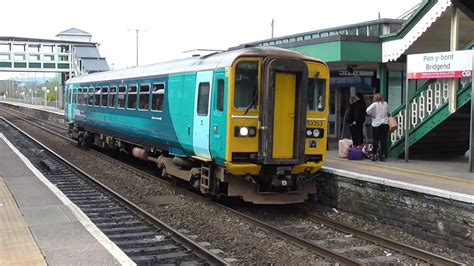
<box><xmin>366</xmin><ymin>93</ymin><xmax>389</xmax><ymax>161</ymax></box>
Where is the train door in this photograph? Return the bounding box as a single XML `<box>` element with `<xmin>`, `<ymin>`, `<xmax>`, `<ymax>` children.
<box><xmin>273</xmin><ymin>73</ymin><xmax>296</xmax><ymax>159</ymax></box>
<box><xmin>66</xmin><ymin>84</ymin><xmax>74</xmax><ymax>121</ymax></box>
<box><xmin>209</xmin><ymin>70</ymin><xmax>226</xmax><ymax>162</ymax></box>
<box><xmin>193</xmin><ymin>71</ymin><xmax>213</xmax><ymax>159</ymax></box>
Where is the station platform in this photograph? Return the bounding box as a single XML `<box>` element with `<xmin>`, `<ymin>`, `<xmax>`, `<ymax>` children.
<box><xmin>0</xmin><ymin>134</ymin><xmax>133</xmax><ymax>265</ymax></box>
<box><xmin>0</xmin><ymin>100</ymin><xmax>64</xmax><ymax>116</ymax></box>
<box><xmin>324</xmin><ymin>147</ymin><xmax>474</xmax><ymax>203</ymax></box>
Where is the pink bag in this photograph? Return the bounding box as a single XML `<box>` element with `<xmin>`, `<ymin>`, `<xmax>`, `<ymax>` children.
<box><xmin>338</xmin><ymin>138</ymin><xmax>353</xmax><ymax>158</ymax></box>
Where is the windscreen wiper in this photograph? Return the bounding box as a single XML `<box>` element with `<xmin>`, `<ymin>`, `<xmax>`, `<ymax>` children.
<box><xmin>243</xmin><ymin>89</ymin><xmax>258</xmax><ymax>115</ymax></box>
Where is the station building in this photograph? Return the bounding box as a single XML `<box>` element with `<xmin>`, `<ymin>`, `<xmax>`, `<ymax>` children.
<box><xmin>244</xmin><ymin>0</ymin><xmax>474</xmax><ymax>158</ymax></box>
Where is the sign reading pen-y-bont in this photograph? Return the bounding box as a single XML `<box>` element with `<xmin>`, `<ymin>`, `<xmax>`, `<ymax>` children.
<box><xmin>407</xmin><ymin>50</ymin><xmax>473</xmax><ymax>80</ymax></box>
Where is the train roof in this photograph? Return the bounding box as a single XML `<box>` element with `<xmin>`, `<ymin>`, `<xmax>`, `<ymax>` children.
<box><xmin>66</xmin><ymin>47</ymin><xmax>324</xmax><ymax>84</ymax></box>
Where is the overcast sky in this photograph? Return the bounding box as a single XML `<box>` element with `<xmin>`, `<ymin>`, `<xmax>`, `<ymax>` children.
<box><xmin>1</xmin><ymin>0</ymin><xmax>419</xmax><ymax>78</ymax></box>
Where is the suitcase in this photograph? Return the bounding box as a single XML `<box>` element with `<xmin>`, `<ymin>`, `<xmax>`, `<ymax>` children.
<box><xmin>348</xmin><ymin>147</ymin><xmax>364</xmax><ymax>160</ymax></box>
<box><xmin>338</xmin><ymin>138</ymin><xmax>353</xmax><ymax>158</ymax></box>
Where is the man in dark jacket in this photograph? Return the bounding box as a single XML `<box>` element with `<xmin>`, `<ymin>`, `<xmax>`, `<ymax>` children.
<box><xmin>347</xmin><ymin>92</ymin><xmax>366</xmax><ymax>146</ymax></box>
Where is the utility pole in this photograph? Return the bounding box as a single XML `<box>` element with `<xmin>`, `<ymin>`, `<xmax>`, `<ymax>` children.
<box><xmin>271</xmin><ymin>19</ymin><xmax>275</xmax><ymax>39</ymax></box>
<box><xmin>128</xmin><ymin>28</ymin><xmax>146</xmax><ymax>67</ymax></box>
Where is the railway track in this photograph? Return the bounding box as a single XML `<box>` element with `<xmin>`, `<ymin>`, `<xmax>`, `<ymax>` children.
<box><xmin>0</xmin><ymin>116</ymin><xmax>227</xmax><ymax>265</ymax></box>
<box><xmin>0</xmin><ymin>107</ymin><xmax>464</xmax><ymax>265</ymax></box>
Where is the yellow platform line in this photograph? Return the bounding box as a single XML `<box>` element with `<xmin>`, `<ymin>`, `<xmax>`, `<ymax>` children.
<box><xmin>0</xmin><ymin>176</ymin><xmax>46</xmax><ymax>266</ymax></box>
<box><xmin>326</xmin><ymin>157</ymin><xmax>474</xmax><ymax>185</ymax></box>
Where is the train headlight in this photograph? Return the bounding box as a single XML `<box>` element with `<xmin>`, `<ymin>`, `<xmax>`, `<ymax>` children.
<box><xmin>312</xmin><ymin>129</ymin><xmax>321</xmax><ymax>138</ymax></box>
<box><xmin>248</xmin><ymin>127</ymin><xmax>257</xmax><ymax>137</ymax></box>
<box><xmin>240</xmin><ymin>127</ymin><xmax>249</xmax><ymax>136</ymax></box>
<box><xmin>306</xmin><ymin>129</ymin><xmax>313</xmax><ymax>137</ymax></box>
<box><xmin>235</xmin><ymin>126</ymin><xmax>257</xmax><ymax>137</ymax></box>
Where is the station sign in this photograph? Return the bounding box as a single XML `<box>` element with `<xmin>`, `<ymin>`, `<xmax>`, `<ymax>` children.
<box><xmin>338</xmin><ymin>70</ymin><xmax>374</xmax><ymax>76</ymax></box>
<box><xmin>407</xmin><ymin>50</ymin><xmax>473</xmax><ymax>80</ymax></box>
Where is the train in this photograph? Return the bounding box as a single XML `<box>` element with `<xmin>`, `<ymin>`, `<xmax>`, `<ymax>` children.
<box><xmin>64</xmin><ymin>47</ymin><xmax>329</xmax><ymax>204</ymax></box>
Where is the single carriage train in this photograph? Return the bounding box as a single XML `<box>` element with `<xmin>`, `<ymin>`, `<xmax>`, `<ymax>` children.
<box><xmin>65</xmin><ymin>47</ymin><xmax>329</xmax><ymax>204</ymax></box>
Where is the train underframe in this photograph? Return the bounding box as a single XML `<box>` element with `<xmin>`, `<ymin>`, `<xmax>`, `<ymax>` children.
<box><xmin>69</xmin><ymin>125</ymin><xmax>317</xmax><ymax>204</ymax></box>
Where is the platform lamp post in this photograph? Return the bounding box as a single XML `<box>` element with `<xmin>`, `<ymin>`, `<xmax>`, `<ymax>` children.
<box><xmin>128</xmin><ymin>28</ymin><xmax>146</xmax><ymax>67</ymax></box>
<box><xmin>54</xmin><ymin>86</ymin><xmax>58</xmax><ymax>109</ymax></box>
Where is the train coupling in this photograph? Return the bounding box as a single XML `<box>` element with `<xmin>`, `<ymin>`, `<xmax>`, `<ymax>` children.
<box><xmin>271</xmin><ymin>166</ymin><xmax>293</xmax><ymax>187</ymax></box>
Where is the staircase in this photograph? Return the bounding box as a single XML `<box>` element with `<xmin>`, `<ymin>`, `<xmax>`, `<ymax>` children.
<box><xmin>389</xmin><ymin>77</ymin><xmax>472</xmax><ymax>159</ymax></box>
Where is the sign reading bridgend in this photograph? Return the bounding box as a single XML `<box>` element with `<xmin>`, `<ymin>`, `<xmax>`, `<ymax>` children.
<box><xmin>407</xmin><ymin>50</ymin><xmax>473</xmax><ymax>80</ymax></box>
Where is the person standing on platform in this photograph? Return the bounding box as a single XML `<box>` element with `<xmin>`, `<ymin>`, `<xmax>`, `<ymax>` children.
<box><xmin>347</xmin><ymin>92</ymin><xmax>366</xmax><ymax>147</ymax></box>
<box><xmin>366</xmin><ymin>93</ymin><xmax>389</xmax><ymax>161</ymax></box>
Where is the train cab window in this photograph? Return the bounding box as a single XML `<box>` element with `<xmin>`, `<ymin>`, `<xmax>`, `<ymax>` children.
<box><xmin>101</xmin><ymin>86</ymin><xmax>109</xmax><ymax>107</ymax></box>
<box><xmin>151</xmin><ymin>83</ymin><xmax>165</xmax><ymax>111</ymax></box>
<box><xmin>234</xmin><ymin>61</ymin><xmax>258</xmax><ymax>110</ymax></box>
<box><xmin>88</xmin><ymin>88</ymin><xmax>94</xmax><ymax>106</ymax></box>
<box><xmin>138</xmin><ymin>84</ymin><xmax>150</xmax><ymax>111</ymax></box>
<box><xmin>108</xmin><ymin>86</ymin><xmax>117</xmax><ymax>107</ymax></box>
<box><xmin>94</xmin><ymin>87</ymin><xmax>101</xmax><ymax>106</ymax></box>
<box><xmin>127</xmin><ymin>85</ymin><xmax>138</xmax><ymax>109</ymax></box>
<box><xmin>117</xmin><ymin>86</ymin><xmax>126</xmax><ymax>108</ymax></box>
<box><xmin>197</xmin><ymin>82</ymin><xmax>210</xmax><ymax>116</ymax></box>
<box><xmin>216</xmin><ymin>79</ymin><xmax>224</xmax><ymax>112</ymax></box>
<box><xmin>307</xmin><ymin>76</ymin><xmax>326</xmax><ymax>112</ymax></box>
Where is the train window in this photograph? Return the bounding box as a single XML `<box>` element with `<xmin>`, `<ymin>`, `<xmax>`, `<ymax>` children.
<box><xmin>83</xmin><ymin>88</ymin><xmax>88</xmax><ymax>105</ymax></box>
<box><xmin>234</xmin><ymin>61</ymin><xmax>258</xmax><ymax>109</ymax></box>
<box><xmin>197</xmin><ymin>82</ymin><xmax>210</xmax><ymax>116</ymax></box>
<box><xmin>108</xmin><ymin>86</ymin><xmax>117</xmax><ymax>108</ymax></box>
<box><xmin>216</xmin><ymin>79</ymin><xmax>224</xmax><ymax>112</ymax></box>
<box><xmin>127</xmin><ymin>85</ymin><xmax>138</xmax><ymax>109</ymax></box>
<box><xmin>101</xmin><ymin>86</ymin><xmax>109</xmax><ymax>107</ymax></box>
<box><xmin>88</xmin><ymin>88</ymin><xmax>94</xmax><ymax>106</ymax></box>
<box><xmin>138</xmin><ymin>84</ymin><xmax>150</xmax><ymax>111</ymax></box>
<box><xmin>94</xmin><ymin>87</ymin><xmax>101</xmax><ymax>106</ymax></box>
<box><xmin>77</xmin><ymin>88</ymin><xmax>82</xmax><ymax>104</ymax></box>
<box><xmin>117</xmin><ymin>85</ymin><xmax>126</xmax><ymax>108</ymax></box>
<box><xmin>151</xmin><ymin>83</ymin><xmax>165</xmax><ymax>111</ymax></box>
<box><xmin>72</xmin><ymin>89</ymin><xmax>76</xmax><ymax>104</ymax></box>
<box><xmin>307</xmin><ymin>76</ymin><xmax>326</xmax><ymax>112</ymax></box>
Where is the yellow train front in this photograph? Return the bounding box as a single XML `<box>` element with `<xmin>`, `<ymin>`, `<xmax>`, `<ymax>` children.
<box><xmin>224</xmin><ymin>49</ymin><xmax>329</xmax><ymax>204</ymax></box>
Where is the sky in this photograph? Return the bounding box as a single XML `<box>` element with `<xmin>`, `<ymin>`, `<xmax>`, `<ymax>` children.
<box><xmin>0</xmin><ymin>0</ymin><xmax>420</xmax><ymax>79</ymax></box>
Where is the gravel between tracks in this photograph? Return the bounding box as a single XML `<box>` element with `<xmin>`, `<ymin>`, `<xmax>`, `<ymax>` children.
<box><xmin>4</xmin><ymin>116</ymin><xmax>328</xmax><ymax>265</ymax></box>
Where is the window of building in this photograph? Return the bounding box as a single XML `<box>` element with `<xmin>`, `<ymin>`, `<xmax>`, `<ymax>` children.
<box><xmin>117</xmin><ymin>85</ymin><xmax>126</xmax><ymax>108</ymax></box>
<box><xmin>307</xmin><ymin>76</ymin><xmax>326</xmax><ymax>112</ymax></box>
<box><xmin>197</xmin><ymin>82</ymin><xmax>210</xmax><ymax>116</ymax></box>
<box><xmin>94</xmin><ymin>87</ymin><xmax>101</xmax><ymax>106</ymax></box>
<box><xmin>108</xmin><ymin>86</ymin><xmax>117</xmax><ymax>107</ymax></box>
<box><xmin>138</xmin><ymin>84</ymin><xmax>150</xmax><ymax>110</ymax></box>
<box><xmin>311</xmin><ymin>34</ymin><xmax>319</xmax><ymax>39</ymax></box>
<box><xmin>368</xmin><ymin>24</ymin><xmax>380</xmax><ymax>36</ymax></box>
<box><xmin>347</xmin><ymin>28</ymin><xmax>357</xmax><ymax>35</ymax></box>
<box><xmin>234</xmin><ymin>61</ymin><xmax>258</xmax><ymax>109</ymax></box>
<box><xmin>151</xmin><ymin>83</ymin><xmax>165</xmax><ymax>111</ymax></box>
<box><xmin>296</xmin><ymin>36</ymin><xmax>303</xmax><ymax>41</ymax></box>
<box><xmin>216</xmin><ymin>79</ymin><xmax>224</xmax><ymax>112</ymax></box>
<box><xmin>101</xmin><ymin>86</ymin><xmax>109</xmax><ymax>107</ymax></box>
<box><xmin>357</xmin><ymin>26</ymin><xmax>368</xmax><ymax>36</ymax></box>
